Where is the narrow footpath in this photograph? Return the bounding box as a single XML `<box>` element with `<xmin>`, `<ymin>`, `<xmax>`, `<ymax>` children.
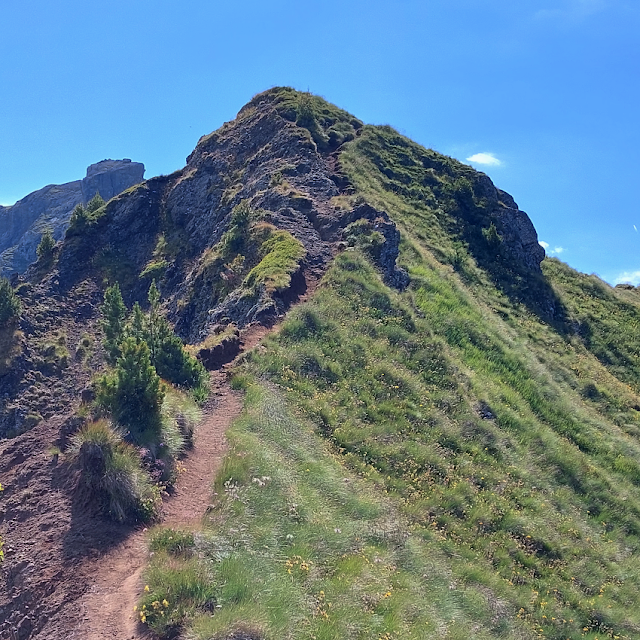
<box><xmin>74</xmin><ymin>324</ymin><xmax>274</xmax><ymax>640</ymax></box>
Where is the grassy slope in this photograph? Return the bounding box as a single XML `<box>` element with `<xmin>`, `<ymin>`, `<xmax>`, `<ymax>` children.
<box><xmin>141</xmin><ymin>103</ymin><xmax>640</xmax><ymax>640</ymax></box>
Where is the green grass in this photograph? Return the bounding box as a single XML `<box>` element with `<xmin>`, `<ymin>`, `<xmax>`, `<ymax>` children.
<box><xmin>339</xmin><ymin>125</ymin><xmax>560</xmax><ymax>317</ymax></box>
<box><xmin>240</xmin><ymin>87</ymin><xmax>363</xmax><ymax>152</ymax></box>
<box><xmin>143</xmin><ymin>383</ymin><xmax>518</xmax><ymax>639</ymax></box>
<box><xmin>242</xmin><ymin>230</ymin><xmax>305</xmax><ymax>294</ymax></box>
<box><xmin>542</xmin><ymin>258</ymin><xmax>640</xmax><ymax>391</ymax></box>
<box><xmin>149</xmin><ymin>527</ymin><xmax>195</xmax><ymax>557</ymax></box>
<box><xmin>238</xmin><ymin>252</ymin><xmax>640</xmax><ymax>639</ymax></box>
<box><xmin>137</xmin><ymin>554</ymin><xmax>216</xmax><ymax>636</ymax></box>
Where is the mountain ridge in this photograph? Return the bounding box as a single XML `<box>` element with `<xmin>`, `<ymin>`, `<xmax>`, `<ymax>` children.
<box><xmin>2</xmin><ymin>88</ymin><xmax>640</xmax><ymax>640</ymax></box>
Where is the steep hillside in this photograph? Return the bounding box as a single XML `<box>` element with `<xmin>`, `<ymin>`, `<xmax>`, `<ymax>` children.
<box><xmin>0</xmin><ymin>159</ymin><xmax>144</xmax><ymax>276</ymax></box>
<box><xmin>2</xmin><ymin>88</ymin><xmax>640</xmax><ymax>640</ymax></box>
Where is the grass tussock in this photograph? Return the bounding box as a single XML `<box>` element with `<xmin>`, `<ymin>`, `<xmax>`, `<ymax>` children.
<box><xmin>70</xmin><ymin>420</ymin><xmax>160</xmax><ymax>522</ymax></box>
<box><xmin>137</xmin><ymin>554</ymin><xmax>216</xmax><ymax>636</ymax></box>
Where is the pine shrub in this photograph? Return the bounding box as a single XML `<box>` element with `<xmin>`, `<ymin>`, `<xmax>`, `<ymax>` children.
<box><xmin>101</xmin><ymin>283</ymin><xmax>127</xmax><ymax>365</ymax></box>
<box><xmin>97</xmin><ymin>337</ymin><xmax>164</xmax><ymax>440</ymax></box>
<box><xmin>0</xmin><ymin>278</ymin><xmax>20</xmax><ymax>326</ymax></box>
<box><xmin>36</xmin><ymin>229</ymin><xmax>56</xmax><ymax>263</ymax></box>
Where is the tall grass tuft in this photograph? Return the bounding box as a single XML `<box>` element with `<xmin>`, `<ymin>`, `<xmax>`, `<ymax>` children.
<box><xmin>70</xmin><ymin>420</ymin><xmax>159</xmax><ymax>522</ymax></box>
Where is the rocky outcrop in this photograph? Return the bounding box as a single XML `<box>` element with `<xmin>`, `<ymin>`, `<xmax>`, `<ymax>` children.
<box><xmin>197</xmin><ymin>330</ymin><xmax>242</xmax><ymax>370</ymax></box>
<box><xmin>461</xmin><ymin>171</ymin><xmax>545</xmax><ymax>272</ymax></box>
<box><xmin>492</xmin><ymin>188</ymin><xmax>546</xmax><ymax>271</ymax></box>
<box><xmin>0</xmin><ymin>159</ymin><xmax>144</xmax><ymax>275</ymax></box>
<box><xmin>343</xmin><ymin>203</ymin><xmax>410</xmax><ymax>290</ymax></box>
<box><xmin>80</xmin><ymin>159</ymin><xmax>145</xmax><ymax>204</ymax></box>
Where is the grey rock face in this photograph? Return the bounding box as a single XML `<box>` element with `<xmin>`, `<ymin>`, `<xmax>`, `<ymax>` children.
<box><xmin>81</xmin><ymin>159</ymin><xmax>145</xmax><ymax>203</ymax></box>
<box><xmin>492</xmin><ymin>197</ymin><xmax>546</xmax><ymax>271</ymax></box>
<box><xmin>0</xmin><ymin>159</ymin><xmax>144</xmax><ymax>275</ymax></box>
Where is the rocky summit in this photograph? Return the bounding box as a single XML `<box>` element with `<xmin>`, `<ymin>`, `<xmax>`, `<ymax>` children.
<box><xmin>3</xmin><ymin>89</ymin><xmax>640</xmax><ymax>640</ymax></box>
<box><xmin>0</xmin><ymin>159</ymin><xmax>144</xmax><ymax>276</ymax></box>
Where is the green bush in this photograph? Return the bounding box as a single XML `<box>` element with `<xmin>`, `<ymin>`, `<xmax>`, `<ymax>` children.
<box><xmin>86</xmin><ymin>192</ymin><xmax>106</xmax><ymax>213</ymax></box>
<box><xmin>144</xmin><ymin>282</ymin><xmax>208</xmax><ymax>392</ymax></box>
<box><xmin>100</xmin><ymin>281</ymin><xmax>207</xmax><ymax>393</ymax></box>
<box><xmin>66</xmin><ymin>193</ymin><xmax>106</xmax><ymax>237</ymax></box>
<box><xmin>97</xmin><ymin>337</ymin><xmax>164</xmax><ymax>440</ymax></box>
<box><xmin>0</xmin><ymin>278</ymin><xmax>20</xmax><ymax>326</ymax></box>
<box><xmin>36</xmin><ymin>229</ymin><xmax>56</xmax><ymax>263</ymax></box>
<box><xmin>70</xmin><ymin>420</ymin><xmax>159</xmax><ymax>522</ymax></box>
<box><xmin>101</xmin><ymin>283</ymin><xmax>127</xmax><ymax>365</ymax></box>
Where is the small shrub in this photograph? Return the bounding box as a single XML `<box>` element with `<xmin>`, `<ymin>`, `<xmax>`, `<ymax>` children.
<box><xmin>101</xmin><ymin>283</ymin><xmax>127</xmax><ymax>365</ymax></box>
<box><xmin>97</xmin><ymin>337</ymin><xmax>164</xmax><ymax>440</ymax></box>
<box><xmin>42</xmin><ymin>340</ymin><xmax>69</xmax><ymax>369</ymax></box>
<box><xmin>68</xmin><ymin>203</ymin><xmax>89</xmax><ymax>234</ymax></box>
<box><xmin>36</xmin><ymin>229</ymin><xmax>56</xmax><ymax>263</ymax></box>
<box><xmin>86</xmin><ymin>192</ymin><xmax>106</xmax><ymax>213</ymax></box>
<box><xmin>140</xmin><ymin>259</ymin><xmax>168</xmax><ymax>281</ymax></box>
<box><xmin>0</xmin><ymin>278</ymin><xmax>20</xmax><ymax>326</ymax></box>
<box><xmin>66</xmin><ymin>193</ymin><xmax>107</xmax><ymax>237</ymax></box>
<box><xmin>230</xmin><ymin>373</ymin><xmax>251</xmax><ymax>390</ymax></box>
<box><xmin>75</xmin><ymin>333</ymin><xmax>93</xmax><ymax>361</ymax></box>
<box><xmin>481</xmin><ymin>222</ymin><xmax>502</xmax><ymax>249</ymax></box>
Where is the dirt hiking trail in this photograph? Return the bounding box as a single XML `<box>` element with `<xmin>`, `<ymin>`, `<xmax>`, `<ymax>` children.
<box><xmin>74</xmin><ymin>323</ymin><xmax>283</xmax><ymax>640</ymax></box>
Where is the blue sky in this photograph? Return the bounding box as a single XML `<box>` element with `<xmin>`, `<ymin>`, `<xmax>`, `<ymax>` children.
<box><xmin>1</xmin><ymin>0</ymin><xmax>639</xmax><ymax>284</ymax></box>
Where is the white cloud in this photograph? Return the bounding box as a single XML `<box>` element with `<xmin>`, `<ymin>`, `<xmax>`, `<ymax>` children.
<box><xmin>466</xmin><ymin>152</ymin><xmax>502</xmax><ymax>167</ymax></box>
<box><xmin>634</xmin><ymin>225</ymin><xmax>638</xmax><ymax>233</ymax></box>
<box><xmin>539</xmin><ymin>241</ymin><xmax>564</xmax><ymax>255</ymax></box>
<box><xmin>614</xmin><ymin>270</ymin><xmax>640</xmax><ymax>286</ymax></box>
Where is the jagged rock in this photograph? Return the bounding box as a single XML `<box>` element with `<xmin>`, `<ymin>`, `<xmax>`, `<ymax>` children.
<box><xmin>0</xmin><ymin>159</ymin><xmax>144</xmax><ymax>275</ymax></box>
<box><xmin>491</xmin><ymin>189</ymin><xmax>546</xmax><ymax>272</ymax></box>
<box><xmin>344</xmin><ymin>203</ymin><xmax>409</xmax><ymax>290</ymax></box>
